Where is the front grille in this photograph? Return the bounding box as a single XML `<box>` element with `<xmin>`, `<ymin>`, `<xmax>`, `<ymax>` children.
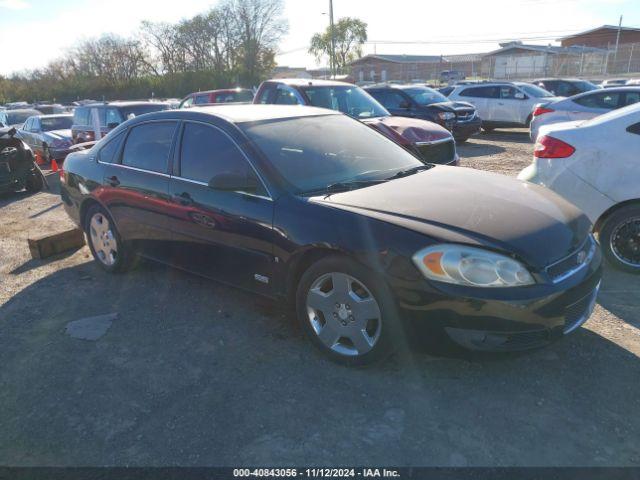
<box><xmin>564</xmin><ymin>286</ymin><xmax>599</xmax><ymax>334</ymax></box>
<box><xmin>416</xmin><ymin>139</ymin><xmax>456</xmax><ymax>165</ymax></box>
<box><xmin>546</xmin><ymin>236</ymin><xmax>596</xmax><ymax>283</ymax></box>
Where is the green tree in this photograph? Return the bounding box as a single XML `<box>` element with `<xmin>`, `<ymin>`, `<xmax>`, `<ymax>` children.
<box><xmin>309</xmin><ymin>17</ymin><xmax>367</xmax><ymax>72</ymax></box>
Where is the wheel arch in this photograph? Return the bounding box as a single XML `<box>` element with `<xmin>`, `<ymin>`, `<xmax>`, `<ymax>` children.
<box><xmin>284</xmin><ymin>246</ymin><xmax>346</xmax><ymax>305</ymax></box>
<box><xmin>593</xmin><ymin>198</ymin><xmax>640</xmax><ymax>234</ymax></box>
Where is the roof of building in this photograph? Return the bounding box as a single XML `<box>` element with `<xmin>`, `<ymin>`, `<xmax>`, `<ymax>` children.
<box><xmin>484</xmin><ymin>43</ymin><xmax>606</xmax><ymax>57</ymax></box>
<box><xmin>442</xmin><ymin>53</ymin><xmax>484</xmax><ymax>63</ymax></box>
<box><xmin>350</xmin><ymin>54</ymin><xmax>443</xmax><ymax>65</ymax></box>
<box><xmin>558</xmin><ymin>25</ymin><xmax>640</xmax><ymax>41</ymax></box>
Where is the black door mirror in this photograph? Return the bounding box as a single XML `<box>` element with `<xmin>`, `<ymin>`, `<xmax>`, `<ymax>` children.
<box><xmin>208</xmin><ymin>173</ymin><xmax>256</xmax><ymax>192</ymax></box>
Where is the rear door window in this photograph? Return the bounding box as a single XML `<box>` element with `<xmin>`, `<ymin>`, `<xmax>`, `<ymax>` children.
<box><xmin>178</xmin><ymin>122</ymin><xmax>266</xmax><ymax>196</ymax></box>
<box><xmin>74</xmin><ymin>107</ymin><xmax>90</xmax><ymax>125</ymax></box>
<box><xmin>459</xmin><ymin>86</ymin><xmax>499</xmax><ymax>98</ymax></box>
<box><xmin>121</xmin><ymin>122</ymin><xmax>177</xmax><ymax>173</ymax></box>
<box><xmin>574</xmin><ymin>92</ymin><xmax>622</xmax><ymax>109</ymax></box>
<box><xmin>622</xmin><ymin>92</ymin><xmax>640</xmax><ymax>107</ymax></box>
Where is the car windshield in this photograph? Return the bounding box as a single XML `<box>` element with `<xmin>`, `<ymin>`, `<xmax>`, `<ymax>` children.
<box><xmin>301</xmin><ymin>85</ymin><xmax>389</xmax><ymax>119</ymax></box>
<box><xmin>575</xmin><ymin>81</ymin><xmax>599</xmax><ymax>92</ymax></box>
<box><xmin>217</xmin><ymin>90</ymin><xmax>254</xmax><ymax>103</ymax></box>
<box><xmin>40</xmin><ymin>116</ymin><xmax>73</xmax><ymax>131</ymax></box>
<box><xmin>119</xmin><ymin>104</ymin><xmax>169</xmax><ymax>118</ymax></box>
<box><xmin>7</xmin><ymin>111</ymin><xmax>39</xmax><ymax>125</ymax></box>
<box><xmin>404</xmin><ymin>87</ymin><xmax>449</xmax><ymax>105</ymax></box>
<box><xmin>519</xmin><ymin>84</ymin><xmax>555</xmax><ymax>98</ymax></box>
<box><xmin>242</xmin><ymin>114</ymin><xmax>423</xmax><ymax>193</ymax></box>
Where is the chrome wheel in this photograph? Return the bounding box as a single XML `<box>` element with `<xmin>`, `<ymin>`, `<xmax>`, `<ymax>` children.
<box><xmin>306</xmin><ymin>272</ymin><xmax>382</xmax><ymax>357</ymax></box>
<box><xmin>610</xmin><ymin>217</ymin><xmax>640</xmax><ymax>267</ymax></box>
<box><xmin>89</xmin><ymin>212</ymin><xmax>118</xmax><ymax>266</ymax></box>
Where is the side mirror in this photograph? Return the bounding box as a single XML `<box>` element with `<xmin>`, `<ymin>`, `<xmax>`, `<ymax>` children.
<box><xmin>107</xmin><ymin>122</ymin><xmax>120</xmax><ymax>129</ymax></box>
<box><xmin>399</xmin><ymin>100</ymin><xmax>412</xmax><ymax>109</ymax></box>
<box><xmin>208</xmin><ymin>173</ymin><xmax>256</xmax><ymax>192</ymax></box>
<box><xmin>514</xmin><ymin>92</ymin><xmax>526</xmax><ymax>100</ymax></box>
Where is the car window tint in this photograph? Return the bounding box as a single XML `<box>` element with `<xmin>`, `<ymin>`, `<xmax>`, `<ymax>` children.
<box><xmin>195</xmin><ymin>94</ymin><xmax>210</xmax><ymax>105</ymax></box>
<box><xmin>555</xmin><ymin>82</ymin><xmax>577</xmax><ymax>97</ymax></box>
<box><xmin>623</xmin><ymin>92</ymin><xmax>640</xmax><ymax>106</ymax></box>
<box><xmin>121</xmin><ymin>122</ymin><xmax>177</xmax><ymax>173</ymax></box>
<box><xmin>274</xmin><ymin>88</ymin><xmax>300</xmax><ymax>105</ymax></box>
<box><xmin>627</xmin><ymin>122</ymin><xmax>640</xmax><ymax>135</ymax></box>
<box><xmin>74</xmin><ymin>107</ymin><xmax>90</xmax><ymax>125</ymax></box>
<box><xmin>575</xmin><ymin>92</ymin><xmax>621</xmax><ymax>109</ymax></box>
<box><xmin>500</xmin><ymin>87</ymin><xmax>517</xmax><ymax>99</ymax></box>
<box><xmin>179</xmin><ymin>122</ymin><xmax>265</xmax><ymax>195</ymax></box>
<box><xmin>105</xmin><ymin>108</ymin><xmax>122</xmax><ymax>126</ymax></box>
<box><xmin>377</xmin><ymin>91</ymin><xmax>407</xmax><ymax>109</ymax></box>
<box><xmin>97</xmin><ymin>131</ymin><xmax>126</xmax><ymax>163</ymax></box>
<box><xmin>459</xmin><ymin>86</ymin><xmax>499</xmax><ymax>98</ymax></box>
<box><xmin>257</xmin><ymin>86</ymin><xmax>273</xmax><ymax>104</ymax></box>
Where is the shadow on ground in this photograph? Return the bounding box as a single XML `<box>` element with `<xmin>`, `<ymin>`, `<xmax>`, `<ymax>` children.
<box><xmin>0</xmin><ymin>171</ymin><xmax>60</xmax><ymax>208</ymax></box>
<box><xmin>480</xmin><ymin>130</ymin><xmax>532</xmax><ymax>144</ymax></box>
<box><xmin>0</xmin><ymin>259</ymin><xmax>638</xmax><ymax>467</ymax></box>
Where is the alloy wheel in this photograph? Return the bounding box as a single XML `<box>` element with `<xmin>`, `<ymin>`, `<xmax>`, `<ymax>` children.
<box><xmin>610</xmin><ymin>217</ymin><xmax>640</xmax><ymax>267</ymax></box>
<box><xmin>306</xmin><ymin>272</ymin><xmax>382</xmax><ymax>357</ymax></box>
<box><xmin>89</xmin><ymin>212</ymin><xmax>118</xmax><ymax>266</ymax></box>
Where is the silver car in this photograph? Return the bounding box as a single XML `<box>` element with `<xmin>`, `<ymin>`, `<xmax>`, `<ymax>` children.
<box><xmin>530</xmin><ymin>87</ymin><xmax>640</xmax><ymax>141</ymax></box>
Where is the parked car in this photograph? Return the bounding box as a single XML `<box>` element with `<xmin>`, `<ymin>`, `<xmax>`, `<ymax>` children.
<box><xmin>438</xmin><ymin>86</ymin><xmax>455</xmax><ymax>97</ymax></box>
<box><xmin>600</xmin><ymin>79</ymin><xmax>628</xmax><ymax>88</ymax></box>
<box><xmin>33</xmin><ymin>103</ymin><xmax>68</xmax><ymax>115</ymax></box>
<box><xmin>61</xmin><ymin>105</ymin><xmax>602</xmax><ymax>364</ymax></box>
<box><xmin>530</xmin><ymin>78</ymin><xmax>599</xmax><ymax>97</ymax></box>
<box><xmin>255</xmin><ymin>79</ymin><xmax>458</xmax><ymax>165</ymax></box>
<box><xmin>519</xmin><ymin>103</ymin><xmax>640</xmax><ymax>272</ymax></box>
<box><xmin>365</xmin><ymin>84</ymin><xmax>481</xmax><ymax>142</ymax></box>
<box><xmin>1</xmin><ymin>109</ymin><xmax>42</xmax><ymax>129</ymax></box>
<box><xmin>179</xmin><ymin>88</ymin><xmax>255</xmax><ymax>108</ymax></box>
<box><xmin>530</xmin><ymin>87</ymin><xmax>640</xmax><ymax>141</ymax></box>
<box><xmin>448</xmin><ymin>82</ymin><xmax>561</xmax><ymax>132</ymax></box>
<box><xmin>71</xmin><ymin>101</ymin><xmax>171</xmax><ymax>144</ymax></box>
<box><xmin>18</xmin><ymin>114</ymin><xmax>74</xmax><ymax>162</ymax></box>
<box><xmin>626</xmin><ymin>79</ymin><xmax>640</xmax><ymax>86</ymax></box>
<box><xmin>0</xmin><ymin>127</ymin><xmax>46</xmax><ymax>194</ymax></box>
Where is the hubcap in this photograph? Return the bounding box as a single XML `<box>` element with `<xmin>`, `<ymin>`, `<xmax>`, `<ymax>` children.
<box><xmin>306</xmin><ymin>272</ymin><xmax>382</xmax><ymax>357</ymax></box>
<box><xmin>610</xmin><ymin>217</ymin><xmax>640</xmax><ymax>268</ymax></box>
<box><xmin>89</xmin><ymin>213</ymin><xmax>118</xmax><ymax>266</ymax></box>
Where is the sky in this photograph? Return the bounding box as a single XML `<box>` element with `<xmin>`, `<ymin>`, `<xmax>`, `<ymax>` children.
<box><xmin>1</xmin><ymin>0</ymin><xmax>639</xmax><ymax>75</ymax></box>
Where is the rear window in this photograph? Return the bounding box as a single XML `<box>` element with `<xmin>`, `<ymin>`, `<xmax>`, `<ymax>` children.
<box><xmin>40</xmin><ymin>116</ymin><xmax>73</xmax><ymax>131</ymax></box>
<box><xmin>216</xmin><ymin>90</ymin><xmax>254</xmax><ymax>103</ymax></box>
<box><xmin>6</xmin><ymin>110</ymin><xmax>40</xmax><ymax>125</ymax></box>
<box><xmin>74</xmin><ymin>107</ymin><xmax>90</xmax><ymax>126</ymax></box>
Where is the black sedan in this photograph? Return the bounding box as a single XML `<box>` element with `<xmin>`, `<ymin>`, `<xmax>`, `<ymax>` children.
<box><xmin>60</xmin><ymin>105</ymin><xmax>602</xmax><ymax>365</ymax></box>
<box><xmin>365</xmin><ymin>84</ymin><xmax>482</xmax><ymax>142</ymax></box>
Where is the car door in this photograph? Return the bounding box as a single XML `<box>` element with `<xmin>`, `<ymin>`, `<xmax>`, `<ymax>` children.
<box><xmin>30</xmin><ymin>118</ymin><xmax>44</xmax><ymax>152</ymax></box>
<box><xmin>493</xmin><ymin>86</ymin><xmax>524</xmax><ymax>124</ymax></box>
<box><xmin>456</xmin><ymin>86</ymin><xmax>496</xmax><ymax>121</ymax></box>
<box><xmin>97</xmin><ymin>121</ymin><xmax>178</xmax><ymax>257</ymax></box>
<box><xmin>167</xmin><ymin>121</ymin><xmax>275</xmax><ymax>295</ymax></box>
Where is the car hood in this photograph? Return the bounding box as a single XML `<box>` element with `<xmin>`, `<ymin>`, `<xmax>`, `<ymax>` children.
<box><xmin>312</xmin><ymin>166</ymin><xmax>591</xmax><ymax>267</ymax></box>
<box><xmin>361</xmin><ymin>115</ymin><xmax>452</xmax><ymax>146</ymax></box>
<box><xmin>424</xmin><ymin>101</ymin><xmax>476</xmax><ymax>113</ymax></box>
<box><xmin>43</xmin><ymin>129</ymin><xmax>72</xmax><ymax>141</ymax></box>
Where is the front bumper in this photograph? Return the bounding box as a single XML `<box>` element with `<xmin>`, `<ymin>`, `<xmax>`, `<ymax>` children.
<box><xmin>392</xmin><ymin>247</ymin><xmax>603</xmax><ymax>351</ymax></box>
<box><xmin>452</xmin><ymin>117</ymin><xmax>482</xmax><ymax>140</ymax></box>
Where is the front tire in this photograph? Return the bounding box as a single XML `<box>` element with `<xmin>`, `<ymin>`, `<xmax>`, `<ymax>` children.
<box><xmin>295</xmin><ymin>255</ymin><xmax>400</xmax><ymax>366</ymax></box>
<box><xmin>25</xmin><ymin>171</ymin><xmax>44</xmax><ymax>192</ymax></box>
<box><xmin>84</xmin><ymin>204</ymin><xmax>137</xmax><ymax>273</ymax></box>
<box><xmin>599</xmin><ymin>204</ymin><xmax>640</xmax><ymax>273</ymax></box>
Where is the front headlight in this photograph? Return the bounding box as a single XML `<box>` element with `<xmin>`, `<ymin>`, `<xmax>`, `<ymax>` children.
<box><xmin>412</xmin><ymin>244</ymin><xmax>535</xmax><ymax>288</ymax></box>
<box><xmin>438</xmin><ymin>112</ymin><xmax>456</xmax><ymax>121</ymax></box>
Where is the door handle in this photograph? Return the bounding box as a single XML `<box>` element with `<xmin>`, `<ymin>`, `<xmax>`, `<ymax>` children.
<box><xmin>105</xmin><ymin>175</ymin><xmax>120</xmax><ymax>187</ymax></box>
<box><xmin>173</xmin><ymin>192</ymin><xmax>194</xmax><ymax>206</ymax></box>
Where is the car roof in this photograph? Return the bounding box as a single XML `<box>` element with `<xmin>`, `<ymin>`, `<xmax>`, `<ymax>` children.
<box><xmin>82</xmin><ymin>101</ymin><xmax>169</xmax><ymax>108</ymax></box>
<box><xmin>266</xmin><ymin>78</ymin><xmax>354</xmax><ymax>88</ymax></box>
<box><xmin>172</xmin><ymin>104</ymin><xmax>341</xmax><ymax>123</ymax></box>
<box><xmin>36</xmin><ymin>113</ymin><xmax>73</xmax><ymax>118</ymax></box>
<box><xmin>533</xmin><ymin>78</ymin><xmax>587</xmax><ymax>82</ymax></box>
<box><xmin>191</xmin><ymin>88</ymin><xmax>252</xmax><ymax>95</ymax></box>
<box><xmin>7</xmin><ymin>109</ymin><xmax>41</xmax><ymax>114</ymax></box>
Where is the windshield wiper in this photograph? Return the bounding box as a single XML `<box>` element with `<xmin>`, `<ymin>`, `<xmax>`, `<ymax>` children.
<box><xmin>301</xmin><ymin>179</ymin><xmax>386</xmax><ymax>197</ymax></box>
<box><xmin>385</xmin><ymin>165</ymin><xmax>432</xmax><ymax>180</ymax></box>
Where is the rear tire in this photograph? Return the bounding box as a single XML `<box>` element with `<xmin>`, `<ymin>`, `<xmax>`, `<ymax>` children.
<box><xmin>25</xmin><ymin>171</ymin><xmax>44</xmax><ymax>192</ymax></box>
<box><xmin>599</xmin><ymin>205</ymin><xmax>640</xmax><ymax>273</ymax></box>
<box><xmin>295</xmin><ymin>255</ymin><xmax>401</xmax><ymax>366</ymax></box>
<box><xmin>84</xmin><ymin>204</ymin><xmax>137</xmax><ymax>273</ymax></box>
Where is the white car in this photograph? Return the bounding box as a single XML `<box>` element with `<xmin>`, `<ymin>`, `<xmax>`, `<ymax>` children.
<box><xmin>448</xmin><ymin>82</ymin><xmax>562</xmax><ymax>132</ymax></box>
<box><xmin>518</xmin><ymin>103</ymin><xmax>640</xmax><ymax>272</ymax></box>
<box><xmin>529</xmin><ymin>87</ymin><xmax>640</xmax><ymax>141</ymax></box>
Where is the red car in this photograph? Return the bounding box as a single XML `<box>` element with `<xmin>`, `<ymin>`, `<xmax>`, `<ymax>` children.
<box><xmin>179</xmin><ymin>88</ymin><xmax>255</xmax><ymax>108</ymax></box>
<box><xmin>254</xmin><ymin>79</ymin><xmax>458</xmax><ymax>165</ymax></box>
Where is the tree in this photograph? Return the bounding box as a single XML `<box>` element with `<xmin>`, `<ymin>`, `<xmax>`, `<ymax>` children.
<box><xmin>309</xmin><ymin>17</ymin><xmax>367</xmax><ymax>72</ymax></box>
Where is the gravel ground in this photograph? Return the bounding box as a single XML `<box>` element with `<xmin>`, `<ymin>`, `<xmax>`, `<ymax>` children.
<box><xmin>1</xmin><ymin>130</ymin><xmax>639</xmax><ymax>467</ymax></box>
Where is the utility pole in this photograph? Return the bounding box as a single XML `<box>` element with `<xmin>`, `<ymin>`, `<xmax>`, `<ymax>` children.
<box><xmin>614</xmin><ymin>15</ymin><xmax>623</xmax><ymax>72</ymax></box>
<box><xmin>329</xmin><ymin>0</ymin><xmax>336</xmax><ymax>78</ymax></box>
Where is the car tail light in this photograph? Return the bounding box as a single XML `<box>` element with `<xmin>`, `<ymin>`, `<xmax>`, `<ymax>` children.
<box><xmin>534</xmin><ymin>135</ymin><xmax>575</xmax><ymax>159</ymax></box>
<box><xmin>533</xmin><ymin>106</ymin><xmax>554</xmax><ymax>117</ymax></box>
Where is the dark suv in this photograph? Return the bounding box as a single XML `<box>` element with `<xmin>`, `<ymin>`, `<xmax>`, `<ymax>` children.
<box><xmin>531</xmin><ymin>79</ymin><xmax>599</xmax><ymax>97</ymax></box>
<box><xmin>71</xmin><ymin>101</ymin><xmax>170</xmax><ymax>144</ymax></box>
<box><xmin>365</xmin><ymin>84</ymin><xmax>481</xmax><ymax>142</ymax></box>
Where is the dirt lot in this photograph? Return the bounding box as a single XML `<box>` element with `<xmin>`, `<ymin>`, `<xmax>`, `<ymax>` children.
<box><xmin>1</xmin><ymin>130</ymin><xmax>639</xmax><ymax>467</ymax></box>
